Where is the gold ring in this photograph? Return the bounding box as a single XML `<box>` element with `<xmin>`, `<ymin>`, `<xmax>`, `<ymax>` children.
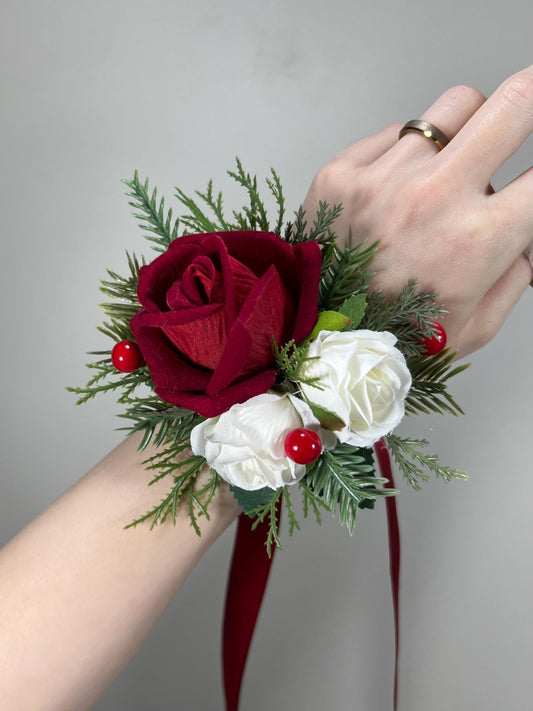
<box><xmin>399</xmin><ymin>120</ymin><xmax>450</xmax><ymax>151</ymax></box>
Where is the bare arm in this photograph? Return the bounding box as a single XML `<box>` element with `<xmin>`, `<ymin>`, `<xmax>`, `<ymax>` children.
<box><xmin>0</xmin><ymin>434</ymin><xmax>240</xmax><ymax>711</ymax></box>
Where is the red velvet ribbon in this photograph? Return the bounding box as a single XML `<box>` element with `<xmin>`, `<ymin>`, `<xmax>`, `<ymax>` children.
<box><xmin>375</xmin><ymin>437</ymin><xmax>401</xmax><ymax>710</ymax></box>
<box><xmin>222</xmin><ymin>499</ymin><xmax>281</xmax><ymax>711</ymax></box>
<box><xmin>222</xmin><ymin>440</ymin><xmax>400</xmax><ymax>710</ymax></box>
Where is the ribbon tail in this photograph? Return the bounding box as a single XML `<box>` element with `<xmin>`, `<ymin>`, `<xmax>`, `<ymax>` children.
<box><xmin>222</xmin><ymin>500</ymin><xmax>281</xmax><ymax>711</ymax></box>
<box><xmin>375</xmin><ymin>437</ymin><xmax>401</xmax><ymax>711</ymax></box>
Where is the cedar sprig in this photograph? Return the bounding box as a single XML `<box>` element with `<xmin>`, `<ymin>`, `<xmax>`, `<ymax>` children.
<box><xmin>273</xmin><ymin>339</ymin><xmax>320</xmax><ymax>387</ymax></box>
<box><xmin>386</xmin><ymin>434</ymin><xmax>467</xmax><ymax>491</ymax></box>
<box><xmin>265</xmin><ymin>168</ymin><xmax>286</xmax><ymax>236</ymax></box>
<box><xmin>406</xmin><ymin>349</ymin><xmax>470</xmax><ymax>417</ymax></box>
<box><xmin>122</xmin><ymin>171</ymin><xmax>180</xmax><ymax>252</ymax></box>
<box><xmin>175</xmin><ymin>187</ymin><xmax>225</xmax><ymax>234</ymax></box>
<box><xmin>125</xmin><ymin>455</ymin><xmax>218</xmax><ymax>535</ymax></box>
<box><xmin>192</xmin><ymin>179</ymin><xmax>231</xmax><ymax>231</ymax></box>
<box><xmin>248</xmin><ymin>489</ymin><xmax>284</xmax><ymax>556</ymax></box>
<box><xmin>287</xmin><ymin>201</ymin><xmax>344</xmax><ymax>245</ymax></box>
<box><xmin>319</xmin><ymin>240</ymin><xmax>378</xmax><ymax>311</ymax></box>
<box><xmin>360</xmin><ymin>280</ymin><xmax>444</xmax><ymax>354</ymax></box>
<box><xmin>304</xmin><ymin>444</ymin><xmax>394</xmax><ymax>535</ymax></box>
<box><xmin>117</xmin><ymin>398</ymin><xmax>197</xmax><ymax>451</ymax></box>
<box><xmin>299</xmin><ymin>480</ymin><xmax>331</xmax><ymax>525</ymax></box>
<box><xmin>227</xmin><ymin>157</ymin><xmax>270</xmax><ymax>231</ymax></box>
<box><xmin>98</xmin><ymin>251</ymin><xmax>143</xmax><ymax>342</ymax></box>
<box><xmin>283</xmin><ymin>487</ymin><xmax>301</xmax><ymax>536</ymax></box>
<box><xmin>67</xmin><ymin>360</ymin><xmax>152</xmax><ymax>405</ymax></box>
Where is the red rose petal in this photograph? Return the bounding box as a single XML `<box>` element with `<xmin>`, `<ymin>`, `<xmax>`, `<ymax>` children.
<box><xmin>207</xmin><ymin>265</ymin><xmax>290</xmax><ymax>395</ymax></box>
<box><xmin>162</xmin><ymin>303</ymin><xmax>228</xmax><ymax>370</ymax></box>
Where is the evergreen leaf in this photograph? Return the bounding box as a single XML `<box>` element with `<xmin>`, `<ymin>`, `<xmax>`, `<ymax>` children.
<box><xmin>229</xmin><ymin>485</ymin><xmax>277</xmax><ymax>515</ymax></box>
<box><xmin>386</xmin><ymin>434</ymin><xmax>467</xmax><ymax>491</ymax></box>
<box><xmin>304</xmin><ymin>445</ymin><xmax>395</xmax><ymax>534</ymax></box>
<box><xmin>122</xmin><ymin>172</ymin><xmax>180</xmax><ymax>251</ymax></box>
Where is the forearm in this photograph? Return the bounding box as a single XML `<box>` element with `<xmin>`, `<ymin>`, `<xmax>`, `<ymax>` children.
<box><xmin>0</xmin><ymin>434</ymin><xmax>240</xmax><ymax>711</ymax></box>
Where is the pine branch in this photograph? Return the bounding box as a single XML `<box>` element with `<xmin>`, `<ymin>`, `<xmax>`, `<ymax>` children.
<box><xmin>287</xmin><ymin>202</ymin><xmax>343</xmax><ymax>245</ymax></box>
<box><xmin>273</xmin><ymin>339</ymin><xmax>320</xmax><ymax>387</ymax></box>
<box><xmin>360</xmin><ymin>280</ymin><xmax>445</xmax><ymax>354</ymax></box>
<box><xmin>265</xmin><ymin>168</ymin><xmax>286</xmax><ymax>236</ymax></box>
<box><xmin>248</xmin><ymin>489</ymin><xmax>283</xmax><ymax>556</ymax></box>
<box><xmin>67</xmin><ymin>361</ymin><xmax>151</xmax><ymax>405</ymax></box>
<box><xmin>174</xmin><ymin>188</ymin><xmax>222</xmax><ymax>234</ymax></box>
<box><xmin>319</xmin><ymin>241</ymin><xmax>378</xmax><ymax>311</ymax></box>
<box><xmin>386</xmin><ymin>434</ymin><xmax>467</xmax><ymax>491</ymax></box>
<box><xmin>406</xmin><ymin>350</ymin><xmax>469</xmax><ymax>417</ymax></box>
<box><xmin>117</xmin><ymin>398</ymin><xmax>196</xmax><ymax>451</ymax></box>
<box><xmin>305</xmin><ymin>445</ymin><xmax>394</xmax><ymax>534</ymax></box>
<box><xmin>193</xmin><ymin>179</ymin><xmax>231</xmax><ymax>231</ymax></box>
<box><xmin>98</xmin><ymin>252</ymin><xmax>143</xmax><ymax>343</ymax></box>
<box><xmin>122</xmin><ymin>171</ymin><xmax>180</xmax><ymax>252</ymax></box>
<box><xmin>283</xmin><ymin>486</ymin><xmax>301</xmax><ymax>536</ymax></box>
<box><xmin>227</xmin><ymin>157</ymin><xmax>270</xmax><ymax>232</ymax></box>
<box><xmin>299</xmin><ymin>480</ymin><xmax>330</xmax><ymax>525</ymax></box>
<box><xmin>124</xmin><ymin>455</ymin><xmax>217</xmax><ymax>535</ymax></box>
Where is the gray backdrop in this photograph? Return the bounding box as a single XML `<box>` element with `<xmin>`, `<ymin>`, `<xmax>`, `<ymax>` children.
<box><xmin>1</xmin><ymin>1</ymin><xmax>532</xmax><ymax>709</ymax></box>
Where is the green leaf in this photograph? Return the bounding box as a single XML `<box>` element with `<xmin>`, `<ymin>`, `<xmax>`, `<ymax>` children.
<box><xmin>307</xmin><ymin>311</ymin><xmax>351</xmax><ymax>340</ymax></box>
<box><xmin>307</xmin><ymin>401</ymin><xmax>345</xmax><ymax>431</ymax></box>
<box><xmin>229</xmin><ymin>484</ymin><xmax>278</xmax><ymax>515</ymax></box>
<box><xmin>305</xmin><ymin>444</ymin><xmax>395</xmax><ymax>534</ymax></box>
<box><xmin>339</xmin><ymin>293</ymin><xmax>367</xmax><ymax>330</ymax></box>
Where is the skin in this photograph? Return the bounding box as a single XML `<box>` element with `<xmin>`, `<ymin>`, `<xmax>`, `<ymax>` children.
<box><xmin>302</xmin><ymin>66</ymin><xmax>533</xmax><ymax>356</ymax></box>
<box><xmin>0</xmin><ymin>66</ymin><xmax>531</xmax><ymax>710</ymax></box>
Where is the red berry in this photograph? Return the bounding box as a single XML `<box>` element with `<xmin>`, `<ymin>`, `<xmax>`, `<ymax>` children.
<box><xmin>111</xmin><ymin>340</ymin><xmax>144</xmax><ymax>372</ymax></box>
<box><xmin>419</xmin><ymin>322</ymin><xmax>447</xmax><ymax>355</ymax></box>
<box><xmin>284</xmin><ymin>428</ymin><xmax>322</xmax><ymax>465</ymax></box>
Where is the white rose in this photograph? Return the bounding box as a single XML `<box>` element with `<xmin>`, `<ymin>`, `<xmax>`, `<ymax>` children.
<box><xmin>299</xmin><ymin>330</ymin><xmax>411</xmax><ymax>447</ymax></box>
<box><xmin>190</xmin><ymin>392</ymin><xmax>335</xmax><ymax>491</ymax></box>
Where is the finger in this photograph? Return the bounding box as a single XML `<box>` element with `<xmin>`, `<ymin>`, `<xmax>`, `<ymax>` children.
<box><xmin>487</xmin><ymin>166</ymin><xmax>533</xmax><ymax>256</ymax></box>
<box><xmin>454</xmin><ymin>254</ymin><xmax>533</xmax><ymax>355</ymax></box>
<box><xmin>390</xmin><ymin>85</ymin><xmax>486</xmax><ymax>161</ymax></box>
<box><xmin>335</xmin><ymin>123</ymin><xmax>403</xmax><ymax>166</ymax></box>
<box><xmin>440</xmin><ymin>66</ymin><xmax>533</xmax><ymax>188</ymax></box>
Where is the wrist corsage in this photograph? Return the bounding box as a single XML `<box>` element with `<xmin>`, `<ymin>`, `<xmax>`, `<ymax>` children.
<box><xmin>69</xmin><ymin>160</ymin><xmax>468</xmax><ymax>554</ymax></box>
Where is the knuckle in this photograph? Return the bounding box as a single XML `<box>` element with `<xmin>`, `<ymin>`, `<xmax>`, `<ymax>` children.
<box><xmin>439</xmin><ymin>84</ymin><xmax>486</xmax><ymax>108</ymax></box>
<box><xmin>500</xmin><ymin>71</ymin><xmax>533</xmax><ymax>109</ymax></box>
<box><xmin>312</xmin><ymin>160</ymin><xmax>344</xmax><ymax>191</ymax></box>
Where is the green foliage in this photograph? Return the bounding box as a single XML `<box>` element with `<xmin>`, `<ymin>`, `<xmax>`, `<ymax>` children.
<box><xmin>304</xmin><ymin>444</ymin><xmax>395</xmax><ymax>535</ymax></box>
<box><xmin>226</xmin><ymin>157</ymin><xmax>271</xmax><ymax>231</ymax></box>
<box><xmin>288</xmin><ymin>201</ymin><xmax>344</xmax><ymax>245</ymax></box>
<box><xmin>125</xmin><ymin>454</ymin><xmax>218</xmax><ymax>536</ymax></box>
<box><xmin>230</xmin><ymin>485</ymin><xmax>278</xmax><ymax>516</ymax></box>
<box><xmin>386</xmin><ymin>434</ymin><xmax>467</xmax><ymax>491</ymax></box>
<box><xmin>306</xmin><ymin>310</ymin><xmax>351</xmax><ymax>340</ymax></box>
<box><xmin>299</xmin><ymin>481</ymin><xmax>331</xmax><ymax>525</ymax></box>
<box><xmin>319</xmin><ymin>241</ymin><xmax>378</xmax><ymax>311</ymax></box>
<box><xmin>406</xmin><ymin>350</ymin><xmax>470</xmax><ymax>417</ymax></box>
<box><xmin>247</xmin><ymin>489</ymin><xmax>284</xmax><ymax>557</ymax></box>
<box><xmin>98</xmin><ymin>252</ymin><xmax>143</xmax><ymax>343</ymax></box>
<box><xmin>122</xmin><ymin>171</ymin><xmax>180</xmax><ymax>252</ymax></box>
<box><xmin>339</xmin><ymin>293</ymin><xmax>367</xmax><ymax>330</ymax></box>
<box><xmin>273</xmin><ymin>339</ymin><xmax>320</xmax><ymax>388</ymax></box>
<box><xmin>360</xmin><ymin>280</ymin><xmax>445</xmax><ymax>354</ymax></box>
<box><xmin>117</xmin><ymin>398</ymin><xmax>199</xmax><ymax>452</ymax></box>
<box><xmin>67</xmin><ymin>359</ymin><xmax>153</xmax><ymax>405</ymax></box>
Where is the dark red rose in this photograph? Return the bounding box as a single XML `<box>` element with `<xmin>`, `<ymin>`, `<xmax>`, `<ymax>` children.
<box><xmin>130</xmin><ymin>231</ymin><xmax>322</xmax><ymax>417</ymax></box>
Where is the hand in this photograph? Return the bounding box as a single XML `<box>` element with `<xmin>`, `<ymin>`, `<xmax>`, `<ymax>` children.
<box><xmin>302</xmin><ymin>66</ymin><xmax>533</xmax><ymax>357</ymax></box>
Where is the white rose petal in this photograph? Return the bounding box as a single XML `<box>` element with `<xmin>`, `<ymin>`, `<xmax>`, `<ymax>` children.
<box><xmin>190</xmin><ymin>392</ymin><xmax>336</xmax><ymax>491</ymax></box>
<box><xmin>299</xmin><ymin>330</ymin><xmax>412</xmax><ymax>447</ymax></box>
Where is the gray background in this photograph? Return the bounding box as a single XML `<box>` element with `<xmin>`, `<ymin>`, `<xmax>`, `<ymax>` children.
<box><xmin>1</xmin><ymin>1</ymin><xmax>532</xmax><ymax>709</ymax></box>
